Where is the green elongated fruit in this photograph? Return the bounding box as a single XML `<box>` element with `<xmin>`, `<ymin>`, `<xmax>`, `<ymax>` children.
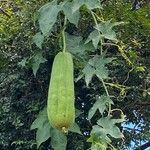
<box><xmin>47</xmin><ymin>52</ymin><xmax>75</xmax><ymax>133</ymax></box>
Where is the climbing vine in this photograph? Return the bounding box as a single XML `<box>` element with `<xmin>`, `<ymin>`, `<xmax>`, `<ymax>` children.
<box><xmin>29</xmin><ymin>0</ymin><xmax>129</xmax><ymax>150</ymax></box>
<box><xmin>1</xmin><ymin>0</ymin><xmax>149</xmax><ymax>150</ymax></box>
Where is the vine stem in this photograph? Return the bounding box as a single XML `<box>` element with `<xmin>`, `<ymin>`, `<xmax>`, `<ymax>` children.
<box><xmin>100</xmin><ymin>78</ymin><xmax>109</xmax><ymax>96</ymax></box>
<box><xmin>111</xmin><ymin>109</ymin><xmax>124</xmax><ymax>116</ymax></box>
<box><xmin>62</xmin><ymin>16</ymin><xmax>67</xmax><ymax>52</ymax></box>
<box><xmin>102</xmin><ymin>42</ymin><xmax>133</xmax><ymax>65</ymax></box>
<box><xmin>91</xmin><ymin>10</ymin><xmax>111</xmax><ymax>116</ymax></box>
<box><xmin>91</xmin><ymin>11</ymin><xmax>103</xmax><ymax>55</ymax></box>
<box><xmin>100</xmin><ymin>78</ymin><xmax>111</xmax><ymax>116</ymax></box>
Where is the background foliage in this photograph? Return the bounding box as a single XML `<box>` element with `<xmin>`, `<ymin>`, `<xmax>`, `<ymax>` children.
<box><xmin>0</xmin><ymin>0</ymin><xmax>150</xmax><ymax>150</ymax></box>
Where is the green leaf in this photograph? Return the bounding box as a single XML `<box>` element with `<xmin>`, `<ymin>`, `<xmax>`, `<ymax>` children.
<box><xmin>36</xmin><ymin>121</ymin><xmax>51</xmax><ymax>148</ymax></box>
<box><xmin>88</xmin><ymin>95</ymin><xmax>113</xmax><ymax>119</ymax></box>
<box><xmin>29</xmin><ymin>51</ymin><xmax>47</xmax><ymax>76</ymax></box>
<box><xmin>82</xmin><ymin>64</ymin><xmax>95</xmax><ymax>86</ymax></box>
<box><xmin>88</xmin><ymin>134</ymin><xmax>107</xmax><ymax>150</ymax></box>
<box><xmin>33</xmin><ymin>32</ymin><xmax>44</xmax><ymax>49</ymax></box>
<box><xmin>75</xmin><ymin>109</ymin><xmax>83</xmax><ymax>118</ymax></box>
<box><xmin>91</xmin><ymin>144</ymin><xmax>97</xmax><ymax>150</ymax></box>
<box><xmin>135</xmin><ymin>66</ymin><xmax>145</xmax><ymax>72</ymax></box>
<box><xmin>38</xmin><ymin>1</ymin><xmax>60</xmax><ymax>35</ymax></box>
<box><xmin>30</xmin><ymin>107</ymin><xmax>52</xmax><ymax>148</ymax></box>
<box><xmin>30</xmin><ymin>107</ymin><xmax>47</xmax><ymax>130</ymax></box>
<box><xmin>91</xmin><ymin>143</ymin><xmax>106</xmax><ymax>150</ymax></box>
<box><xmin>95</xmin><ymin>20</ymin><xmax>120</xmax><ymax>41</ymax></box>
<box><xmin>66</xmin><ymin>33</ymin><xmax>83</xmax><ymax>54</ymax></box>
<box><xmin>61</xmin><ymin>1</ymin><xmax>80</xmax><ymax>26</ymax></box>
<box><xmin>51</xmin><ymin>128</ymin><xmax>67</xmax><ymax>150</ymax></box>
<box><xmin>72</xmin><ymin>0</ymin><xmax>102</xmax><ymax>12</ymax></box>
<box><xmin>94</xmin><ymin>56</ymin><xmax>114</xmax><ymax>80</ymax></box>
<box><xmin>18</xmin><ymin>58</ymin><xmax>28</xmax><ymax>67</ymax></box>
<box><xmin>85</xmin><ymin>30</ymin><xmax>101</xmax><ymax>49</ymax></box>
<box><xmin>89</xmin><ymin>55</ymin><xmax>114</xmax><ymax>79</ymax></box>
<box><xmin>69</xmin><ymin>122</ymin><xmax>82</xmax><ymax>135</ymax></box>
<box><xmin>66</xmin><ymin>33</ymin><xmax>94</xmax><ymax>55</ymax></box>
<box><xmin>82</xmin><ymin>55</ymin><xmax>114</xmax><ymax>86</ymax></box>
<box><xmin>92</xmin><ymin>117</ymin><xmax>124</xmax><ymax>142</ymax></box>
<box><xmin>112</xmin><ymin>118</ymin><xmax>126</xmax><ymax>124</ymax></box>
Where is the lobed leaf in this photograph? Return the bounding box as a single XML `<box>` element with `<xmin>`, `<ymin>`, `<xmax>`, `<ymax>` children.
<box><xmin>85</xmin><ymin>30</ymin><xmax>102</xmax><ymax>49</ymax></box>
<box><xmin>82</xmin><ymin>55</ymin><xmax>114</xmax><ymax>86</ymax></box>
<box><xmin>51</xmin><ymin>128</ymin><xmax>67</xmax><ymax>150</ymax></box>
<box><xmin>36</xmin><ymin>121</ymin><xmax>51</xmax><ymax>148</ymax></box>
<box><xmin>88</xmin><ymin>95</ymin><xmax>113</xmax><ymax>119</ymax></box>
<box><xmin>30</xmin><ymin>107</ymin><xmax>47</xmax><ymax>130</ymax></box>
<box><xmin>38</xmin><ymin>1</ymin><xmax>60</xmax><ymax>35</ymax></box>
<box><xmin>82</xmin><ymin>64</ymin><xmax>95</xmax><ymax>86</ymax></box>
<box><xmin>61</xmin><ymin>1</ymin><xmax>80</xmax><ymax>26</ymax></box>
<box><xmin>29</xmin><ymin>51</ymin><xmax>47</xmax><ymax>76</ymax></box>
<box><xmin>91</xmin><ymin>117</ymin><xmax>124</xmax><ymax>141</ymax></box>
<box><xmin>69</xmin><ymin>122</ymin><xmax>82</xmax><ymax>135</ymax></box>
<box><xmin>66</xmin><ymin>33</ymin><xmax>94</xmax><ymax>55</ymax></box>
<box><xmin>94</xmin><ymin>20</ymin><xmax>119</xmax><ymax>41</ymax></box>
<box><xmin>32</xmin><ymin>32</ymin><xmax>44</xmax><ymax>49</ymax></box>
<box><xmin>30</xmin><ymin>107</ymin><xmax>52</xmax><ymax>148</ymax></box>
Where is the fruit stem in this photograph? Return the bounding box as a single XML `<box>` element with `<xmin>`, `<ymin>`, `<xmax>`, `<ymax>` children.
<box><xmin>62</xmin><ymin>16</ymin><xmax>67</xmax><ymax>53</ymax></box>
<box><xmin>62</xmin><ymin>127</ymin><xmax>68</xmax><ymax>134</ymax></box>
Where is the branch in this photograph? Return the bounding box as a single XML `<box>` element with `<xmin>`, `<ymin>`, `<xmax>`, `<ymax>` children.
<box><xmin>135</xmin><ymin>141</ymin><xmax>150</xmax><ymax>150</ymax></box>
